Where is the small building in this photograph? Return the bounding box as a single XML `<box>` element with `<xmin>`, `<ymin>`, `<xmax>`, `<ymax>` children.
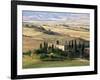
<box><xmin>56</xmin><ymin>45</ymin><xmax>64</xmax><ymax>51</ymax></box>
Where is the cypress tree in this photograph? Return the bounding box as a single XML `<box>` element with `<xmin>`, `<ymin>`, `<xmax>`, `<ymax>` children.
<box><xmin>69</xmin><ymin>40</ymin><xmax>73</xmax><ymax>59</ymax></box>
<box><xmin>64</xmin><ymin>45</ymin><xmax>67</xmax><ymax>51</ymax></box>
<box><xmin>74</xmin><ymin>40</ymin><xmax>77</xmax><ymax>50</ymax></box>
<box><xmin>40</xmin><ymin>43</ymin><xmax>42</xmax><ymax>49</ymax></box>
<box><xmin>64</xmin><ymin>41</ymin><xmax>67</xmax><ymax>51</ymax></box>
<box><xmin>81</xmin><ymin>42</ymin><xmax>85</xmax><ymax>58</ymax></box>
<box><xmin>78</xmin><ymin>41</ymin><xmax>81</xmax><ymax>48</ymax></box>
<box><xmin>73</xmin><ymin>40</ymin><xmax>77</xmax><ymax>58</ymax></box>
<box><xmin>77</xmin><ymin>41</ymin><xmax>81</xmax><ymax>58</ymax></box>
<box><xmin>56</xmin><ymin>40</ymin><xmax>59</xmax><ymax>45</ymax></box>
<box><xmin>51</xmin><ymin>44</ymin><xmax>54</xmax><ymax>51</ymax></box>
<box><xmin>44</xmin><ymin>42</ymin><xmax>46</xmax><ymax>48</ymax></box>
<box><xmin>69</xmin><ymin>41</ymin><xmax>71</xmax><ymax>49</ymax></box>
<box><xmin>71</xmin><ymin>40</ymin><xmax>74</xmax><ymax>48</ymax></box>
<box><xmin>43</xmin><ymin>42</ymin><xmax>48</xmax><ymax>54</ymax></box>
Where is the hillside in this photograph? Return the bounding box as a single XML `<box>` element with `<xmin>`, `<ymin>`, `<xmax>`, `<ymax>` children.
<box><xmin>22</xmin><ymin>21</ymin><xmax>89</xmax><ymax>52</ymax></box>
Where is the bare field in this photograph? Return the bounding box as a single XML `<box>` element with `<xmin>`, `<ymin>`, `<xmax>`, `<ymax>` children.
<box><xmin>22</xmin><ymin>24</ymin><xmax>89</xmax><ymax>52</ymax></box>
<box><xmin>23</xmin><ymin>36</ymin><xmax>43</xmax><ymax>52</ymax></box>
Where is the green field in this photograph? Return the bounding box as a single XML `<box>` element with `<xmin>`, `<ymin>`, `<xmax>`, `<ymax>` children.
<box><xmin>22</xmin><ymin>54</ymin><xmax>89</xmax><ymax>69</ymax></box>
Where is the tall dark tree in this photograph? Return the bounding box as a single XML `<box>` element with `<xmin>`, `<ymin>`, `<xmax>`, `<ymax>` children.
<box><xmin>72</xmin><ymin>40</ymin><xmax>77</xmax><ymax>58</ymax></box>
<box><xmin>71</xmin><ymin>40</ymin><xmax>74</xmax><ymax>48</ymax></box>
<box><xmin>64</xmin><ymin>41</ymin><xmax>67</xmax><ymax>51</ymax></box>
<box><xmin>81</xmin><ymin>41</ymin><xmax>85</xmax><ymax>58</ymax></box>
<box><xmin>74</xmin><ymin>40</ymin><xmax>77</xmax><ymax>50</ymax></box>
<box><xmin>67</xmin><ymin>41</ymin><xmax>73</xmax><ymax>59</ymax></box>
<box><xmin>40</xmin><ymin>43</ymin><xmax>42</xmax><ymax>49</ymax></box>
<box><xmin>68</xmin><ymin>41</ymin><xmax>71</xmax><ymax>49</ymax></box>
<box><xmin>64</xmin><ymin>44</ymin><xmax>67</xmax><ymax>51</ymax></box>
<box><xmin>43</xmin><ymin>42</ymin><xmax>46</xmax><ymax>47</ymax></box>
<box><xmin>78</xmin><ymin>41</ymin><xmax>81</xmax><ymax>48</ymax></box>
<box><xmin>56</xmin><ymin>40</ymin><xmax>59</xmax><ymax>45</ymax></box>
<box><xmin>43</xmin><ymin>42</ymin><xmax>48</xmax><ymax>54</ymax></box>
<box><xmin>51</xmin><ymin>44</ymin><xmax>54</xmax><ymax>51</ymax></box>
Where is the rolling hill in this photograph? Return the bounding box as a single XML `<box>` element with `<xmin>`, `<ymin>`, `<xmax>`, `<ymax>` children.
<box><xmin>22</xmin><ymin>21</ymin><xmax>90</xmax><ymax>52</ymax></box>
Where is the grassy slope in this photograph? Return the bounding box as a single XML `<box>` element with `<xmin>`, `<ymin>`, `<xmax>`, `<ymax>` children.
<box><xmin>23</xmin><ymin>55</ymin><xmax>89</xmax><ymax>69</ymax></box>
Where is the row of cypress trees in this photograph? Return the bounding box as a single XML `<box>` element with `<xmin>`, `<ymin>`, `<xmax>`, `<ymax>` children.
<box><xmin>39</xmin><ymin>42</ymin><xmax>55</xmax><ymax>54</ymax></box>
<box><xmin>64</xmin><ymin>40</ymin><xmax>86</xmax><ymax>59</ymax></box>
<box><xmin>35</xmin><ymin>39</ymin><xmax>88</xmax><ymax>60</ymax></box>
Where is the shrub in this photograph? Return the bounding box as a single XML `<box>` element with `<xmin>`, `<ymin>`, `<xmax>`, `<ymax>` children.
<box><xmin>23</xmin><ymin>50</ymin><xmax>32</xmax><ymax>56</ymax></box>
<box><xmin>34</xmin><ymin>49</ymin><xmax>44</xmax><ymax>54</ymax></box>
<box><xmin>40</xmin><ymin>54</ymin><xmax>48</xmax><ymax>59</ymax></box>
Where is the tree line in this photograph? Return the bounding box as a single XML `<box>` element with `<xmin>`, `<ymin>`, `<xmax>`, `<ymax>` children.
<box><xmin>35</xmin><ymin>40</ymin><xmax>89</xmax><ymax>60</ymax></box>
<box><xmin>23</xmin><ymin>40</ymin><xmax>89</xmax><ymax>60</ymax></box>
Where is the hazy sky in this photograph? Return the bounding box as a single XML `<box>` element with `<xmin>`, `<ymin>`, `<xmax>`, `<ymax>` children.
<box><xmin>22</xmin><ymin>10</ymin><xmax>90</xmax><ymax>24</ymax></box>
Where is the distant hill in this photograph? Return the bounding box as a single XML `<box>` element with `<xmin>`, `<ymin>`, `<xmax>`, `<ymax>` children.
<box><xmin>22</xmin><ymin>21</ymin><xmax>90</xmax><ymax>44</ymax></box>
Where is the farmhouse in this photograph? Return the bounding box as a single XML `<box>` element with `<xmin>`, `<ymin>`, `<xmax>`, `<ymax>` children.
<box><xmin>56</xmin><ymin>45</ymin><xmax>64</xmax><ymax>51</ymax></box>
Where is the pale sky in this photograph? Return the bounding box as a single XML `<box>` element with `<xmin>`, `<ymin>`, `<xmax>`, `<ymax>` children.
<box><xmin>22</xmin><ymin>10</ymin><xmax>90</xmax><ymax>25</ymax></box>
